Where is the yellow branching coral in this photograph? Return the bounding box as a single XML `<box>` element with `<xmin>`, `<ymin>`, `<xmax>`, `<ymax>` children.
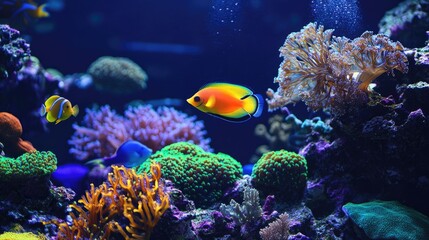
<box><xmin>267</xmin><ymin>22</ymin><xmax>408</xmax><ymax>116</ymax></box>
<box><xmin>54</xmin><ymin>163</ymin><xmax>169</xmax><ymax>240</ymax></box>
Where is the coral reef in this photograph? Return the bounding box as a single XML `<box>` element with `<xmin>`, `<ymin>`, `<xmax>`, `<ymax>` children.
<box><xmin>219</xmin><ymin>187</ymin><xmax>278</xmax><ymax>239</ymax></box>
<box><xmin>0</xmin><ymin>112</ymin><xmax>36</xmax><ymax>157</ymax></box>
<box><xmin>54</xmin><ymin>163</ymin><xmax>169</xmax><ymax>240</ymax></box>
<box><xmin>87</xmin><ymin>56</ymin><xmax>148</xmax><ymax>94</ymax></box>
<box><xmin>253</xmin><ymin>113</ymin><xmax>331</xmax><ymax>161</ymax></box>
<box><xmin>136</xmin><ymin>142</ymin><xmax>241</xmax><ymax>208</ymax></box>
<box><xmin>252</xmin><ymin>150</ymin><xmax>308</xmax><ymax>201</ymax></box>
<box><xmin>69</xmin><ymin>105</ymin><xmax>212</xmax><ymax>160</ymax></box>
<box><xmin>267</xmin><ymin>22</ymin><xmax>408</xmax><ymax>116</ymax></box>
<box><xmin>0</xmin><ymin>151</ymin><xmax>57</xmax><ymax>180</ymax></box>
<box><xmin>259</xmin><ymin>213</ymin><xmax>290</xmax><ymax>240</ymax></box>
<box><xmin>378</xmin><ymin>0</ymin><xmax>429</xmax><ymax>47</ymax></box>
<box><xmin>342</xmin><ymin>200</ymin><xmax>429</xmax><ymax>239</ymax></box>
<box><xmin>0</xmin><ymin>24</ymin><xmax>30</xmax><ymax>80</ymax></box>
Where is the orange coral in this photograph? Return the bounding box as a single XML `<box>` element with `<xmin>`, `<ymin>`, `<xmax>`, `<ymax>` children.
<box><xmin>0</xmin><ymin>112</ymin><xmax>36</xmax><ymax>157</ymax></box>
<box><xmin>54</xmin><ymin>163</ymin><xmax>169</xmax><ymax>240</ymax></box>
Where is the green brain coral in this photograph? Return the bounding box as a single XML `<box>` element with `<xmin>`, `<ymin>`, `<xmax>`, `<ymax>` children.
<box><xmin>251</xmin><ymin>150</ymin><xmax>307</xmax><ymax>201</ymax></box>
<box><xmin>0</xmin><ymin>151</ymin><xmax>57</xmax><ymax>180</ymax></box>
<box><xmin>135</xmin><ymin>142</ymin><xmax>242</xmax><ymax>208</ymax></box>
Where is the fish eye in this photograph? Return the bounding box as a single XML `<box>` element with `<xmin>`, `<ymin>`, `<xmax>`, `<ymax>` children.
<box><xmin>194</xmin><ymin>96</ymin><xmax>201</xmax><ymax>102</ymax></box>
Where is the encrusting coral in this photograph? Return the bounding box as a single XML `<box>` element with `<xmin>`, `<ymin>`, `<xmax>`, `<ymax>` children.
<box><xmin>0</xmin><ymin>151</ymin><xmax>57</xmax><ymax>180</ymax></box>
<box><xmin>252</xmin><ymin>150</ymin><xmax>307</xmax><ymax>201</ymax></box>
<box><xmin>136</xmin><ymin>142</ymin><xmax>242</xmax><ymax>208</ymax></box>
<box><xmin>267</xmin><ymin>22</ymin><xmax>408</xmax><ymax>116</ymax></box>
<box><xmin>0</xmin><ymin>112</ymin><xmax>36</xmax><ymax>157</ymax></box>
<box><xmin>54</xmin><ymin>163</ymin><xmax>169</xmax><ymax>240</ymax></box>
<box><xmin>69</xmin><ymin>105</ymin><xmax>211</xmax><ymax>160</ymax></box>
<box><xmin>87</xmin><ymin>56</ymin><xmax>148</xmax><ymax>94</ymax></box>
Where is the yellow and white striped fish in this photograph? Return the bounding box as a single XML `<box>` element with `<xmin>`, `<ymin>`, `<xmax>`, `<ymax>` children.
<box><xmin>40</xmin><ymin>95</ymin><xmax>79</xmax><ymax>124</ymax></box>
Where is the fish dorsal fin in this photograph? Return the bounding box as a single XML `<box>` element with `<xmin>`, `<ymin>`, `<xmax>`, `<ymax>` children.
<box><xmin>200</xmin><ymin>82</ymin><xmax>254</xmax><ymax>98</ymax></box>
<box><xmin>205</xmin><ymin>95</ymin><xmax>216</xmax><ymax>108</ymax></box>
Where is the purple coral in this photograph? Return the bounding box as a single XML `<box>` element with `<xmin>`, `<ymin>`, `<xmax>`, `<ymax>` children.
<box><xmin>0</xmin><ymin>25</ymin><xmax>30</xmax><ymax>80</ymax></box>
<box><xmin>267</xmin><ymin>22</ymin><xmax>408</xmax><ymax>116</ymax></box>
<box><xmin>68</xmin><ymin>104</ymin><xmax>211</xmax><ymax>160</ymax></box>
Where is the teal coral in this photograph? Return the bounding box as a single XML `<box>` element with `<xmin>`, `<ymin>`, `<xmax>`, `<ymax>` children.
<box><xmin>342</xmin><ymin>200</ymin><xmax>429</xmax><ymax>240</ymax></box>
<box><xmin>0</xmin><ymin>151</ymin><xmax>57</xmax><ymax>180</ymax></box>
<box><xmin>136</xmin><ymin>142</ymin><xmax>242</xmax><ymax>208</ymax></box>
<box><xmin>251</xmin><ymin>150</ymin><xmax>307</xmax><ymax>201</ymax></box>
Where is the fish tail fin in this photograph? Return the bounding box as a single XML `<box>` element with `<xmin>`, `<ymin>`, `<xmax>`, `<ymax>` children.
<box><xmin>72</xmin><ymin>105</ymin><xmax>79</xmax><ymax>117</ymax></box>
<box><xmin>242</xmin><ymin>94</ymin><xmax>264</xmax><ymax>118</ymax></box>
<box><xmin>36</xmin><ymin>3</ymin><xmax>50</xmax><ymax>18</ymax></box>
<box><xmin>40</xmin><ymin>104</ymin><xmax>46</xmax><ymax>116</ymax></box>
<box><xmin>253</xmin><ymin>94</ymin><xmax>264</xmax><ymax>118</ymax></box>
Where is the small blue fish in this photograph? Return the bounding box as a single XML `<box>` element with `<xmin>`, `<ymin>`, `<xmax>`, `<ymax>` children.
<box><xmin>51</xmin><ymin>163</ymin><xmax>90</xmax><ymax>192</ymax></box>
<box><xmin>87</xmin><ymin>140</ymin><xmax>152</xmax><ymax>168</ymax></box>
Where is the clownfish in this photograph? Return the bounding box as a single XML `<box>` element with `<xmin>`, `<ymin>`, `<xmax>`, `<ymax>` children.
<box><xmin>40</xmin><ymin>95</ymin><xmax>79</xmax><ymax>124</ymax></box>
<box><xmin>187</xmin><ymin>82</ymin><xmax>264</xmax><ymax>122</ymax></box>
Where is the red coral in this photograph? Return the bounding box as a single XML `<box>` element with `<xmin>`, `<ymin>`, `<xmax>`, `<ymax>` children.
<box><xmin>0</xmin><ymin>112</ymin><xmax>35</xmax><ymax>157</ymax></box>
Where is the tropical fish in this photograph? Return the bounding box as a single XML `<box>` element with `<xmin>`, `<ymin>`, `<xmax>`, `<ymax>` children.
<box><xmin>51</xmin><ymin>163</ymin><xmax>90</xmax><ymax>193</ymax></box>
<box><xmin>0</xmin><ymin>0</ymin><xmax>49</xmax><ymax>19</ymax></box>
<box><xmin>187</xmin><ymin>82</ymin><xmax>264</xmax><ymax>122</ymax></box>
<box><xmin>86</xmin><ymin>140</ymin><xmax>152</xmax><ymax>168</ymax></box>
<box><xmin>40</xmin><ymin>95</ymin><xmax>79</xmax><ymax>124</ymax></box>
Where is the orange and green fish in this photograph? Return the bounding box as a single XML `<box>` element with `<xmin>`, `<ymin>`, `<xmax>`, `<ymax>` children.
<box><xmin>187</xmin><ymin>82</ymin><xmax>264</xmax><ymax>122</ymax></box>
<box><xmin>40</xmin><ymin>95</ymin><xmax>79</xmax><ymax>124</ymax></box>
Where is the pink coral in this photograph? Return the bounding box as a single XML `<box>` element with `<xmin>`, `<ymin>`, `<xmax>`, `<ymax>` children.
<box><xmin>68</xmin><ymin>105</ymin><xmax>211</xmax><ymax>160</ymax></box>
<box><xmin>267</xmin><ymin>22</ymin><xmax>408</xmax><ymax>116</ymax></box>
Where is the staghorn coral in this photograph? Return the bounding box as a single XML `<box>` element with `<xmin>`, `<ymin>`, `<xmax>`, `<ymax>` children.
<box><xmin>267</xmin><ymin>22</ymin><xmax>408</xmax><ymax>116</ymax></box>
<box><xmin>87</xmin><ymin>56</ymin><xmax>148</xmax><ymax>94</ymax></box>
<box><xmin>259</xmin><ymin>213</ymin><xmax>290</xmax><ymax>240</ymax></box>
<box><xmin>0</xmin><ymin>151</ymin><xmax>57</xmax><ymax>180</ymax></box>
<box><xmin>220</xmin><ymin>188</ymin><xmax>262</xmax><ymax>225</ymax></box>
<box><xmin>54</xmin><ymin>163</ymin><xmax>169</xmax><ymax>240</ymax></box>
<box><xmin>69</xmin><ymin>104</ymin><xmax>211</xmax><ymax>160</ymax></box>
<box><xmin>0</xmin><ymin>112</ymin><xmax>36</xmax><ymax>157</ymax></box>
<box><xmin>0</xmin><ymin>24</ymin><xmax>30</xmax><ymax>80</ymax></box>
<box><xmin>136</xmin><ymin>142</ymin><xmax>241</xmax><ymax>208</ymax></box>
<box><xmin>252</xmin><ymin>150</ymin><xmax>307</xmax><ymax>202</ymax></box>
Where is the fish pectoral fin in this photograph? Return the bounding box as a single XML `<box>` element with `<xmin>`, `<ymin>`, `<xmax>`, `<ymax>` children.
<box><xmin>205</xmin><ymin>96</ymin><xmax>216</xmax><ymax>108</ymax></box>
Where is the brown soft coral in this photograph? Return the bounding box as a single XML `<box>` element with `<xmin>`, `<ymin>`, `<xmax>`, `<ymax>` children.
<box><xmin>0</xmin><ymin>112</ymin><xmax>36</xmax><ymax>157</ymax></box>
<box><xmin>54</xmin><ymin>162</ymin><xmax>169</xmax><ymax>240</ymax></box>
<box><xmin>267</xmin><ymin>23</ymin><xmax>408</xmax><ymax>116</ymax></box>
